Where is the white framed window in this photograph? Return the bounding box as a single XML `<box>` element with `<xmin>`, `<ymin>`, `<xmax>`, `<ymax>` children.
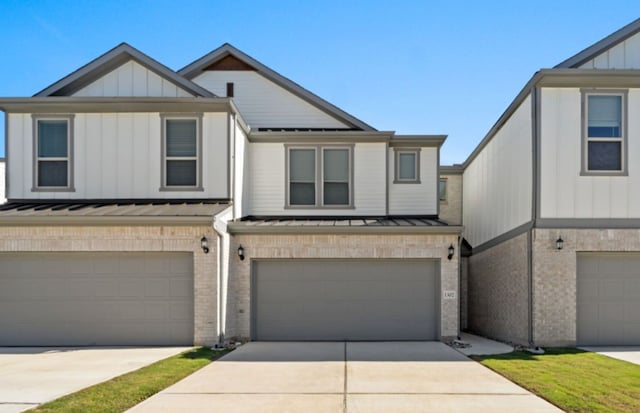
<box><xmin>161</xmin><ymin>114</ymin><xmax>203</xmax><ymax>190</ymax></box>
<box><xmin>32</xmin><ymin>115</ymin><xmax>74</xmax><ymax>191</ymax></box>
<box><xmin>394</xmin><ymin>148</ymin><xmax>420</xmax><ymax>183</ymax></box>
<box><xmin>582</xmin><ymin>91</ymin><xmax>627</xmax><ymax>175</ymax></box>
<box><xmin>439</xmin><ymin>178</ymin><xmax>447</xmax><ymax>202</ymax></box>
<box><xmin>286</xmin><ymin>145</ymin><xmax>353</xmax><ymax>208</ymax></box>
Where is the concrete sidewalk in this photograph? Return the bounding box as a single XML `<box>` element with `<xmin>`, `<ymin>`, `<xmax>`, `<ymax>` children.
<box><xmin>0</xmin><ymin>346</ymin><xmax>189</xmax><ymax>413</ymax></box>
<box><xmin>580</xmin><ymin>346</ymin><xmax>640</xmax><ymax>365</ymax></box>
<box><xmin>127</xmin><ymin>342</ymin><xmax>561</xmax><ymax>413</ymax></box>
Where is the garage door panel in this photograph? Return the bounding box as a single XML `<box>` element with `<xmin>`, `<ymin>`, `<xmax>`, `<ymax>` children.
<box><xmin>578</xmin><ymin>279</ymin><xmax>599</xmax><ymax>299</ymax></box>
<box><xmin>0</xmin><ymin>252</ymin><xmax>193</xmax><ymax>346</ymax></box>
<box><xmin>170</xmin><ymin>301</ymin><xmax>192</xmax><ymax>320</ymax></box>
<box><xmin>625</xmin><ymin>279</ymin><xmax>640</xmax><ymax>297</ymax></box>
<box><xmin>94</xmin><ymin>280</ymin><xmax>119</xmax><ymax>297</ymax></box>
<box><xmin>624</xmin><ymin>324</ymin><xmax>640</xmax><ymax>343</ymax></box>
<box><xmin>578</xmin><ymin>253</ymin><xmax>640</xmax><ymax>345</ymax></box>
<box><xmin>145</xmin><ymin>279</ymin><xmax>170</xmax><ymax>297</ymax></box>
<box><xmin>254</xmin><ymin>260</ymin><xmax>439</xmax><ymax>341</ymax></box>
<box><xmin>599</xmin><ymin>279</ymin><xmax>625</xmax><ymax>298</ymax></box>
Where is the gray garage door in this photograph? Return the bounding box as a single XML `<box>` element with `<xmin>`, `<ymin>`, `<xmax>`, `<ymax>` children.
<box><xmin>0</xmin><ymin>252</ymin><xmax>193</xmax><ymax>346</ymax></box>
<box><xmin>252</xmin><ymin>260</ymin><xmax>439</xmax><ymax>341</ymax></box>
<box><xmin>577</xmin><ymin>253</ymin><xmax>640</xmax><ymax>345</ymax></box>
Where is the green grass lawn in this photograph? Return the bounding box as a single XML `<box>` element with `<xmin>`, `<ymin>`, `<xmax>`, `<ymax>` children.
<box><xmin>31</xmin><ymin>347</ymin><xmax>230</xmax><ymax>413</ymax></box>
<box><xmin>475</xmin><ymin>348</ymin><xmax>640</xmax><ymax>413</ymax></box>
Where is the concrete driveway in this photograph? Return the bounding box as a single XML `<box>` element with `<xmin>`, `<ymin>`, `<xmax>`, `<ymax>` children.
<box><xmin>128</xmin><ymin>342</ymin><xmax>561</xmax><ymax>413</ymax></box>
<box><xmin>0</xmin><ymin>346</ymin><xmax>189</xmax><ymax>413</ymax></box>
<box><xmin>580</xmin><ymin>346</ymin><xmax>640</xmax><ymax>365</ymax></box>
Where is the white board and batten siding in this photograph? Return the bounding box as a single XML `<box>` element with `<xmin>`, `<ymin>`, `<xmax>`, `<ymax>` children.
<box><xmin>463</xmin><ymin>95</ymin><xmax>533</xmax><ymax>247</ymax></box>
<box><xmin>388</xmin><ymin>147</ymin><xmax>438</xmax><ymax>215</ymax></box>
<box><xmin>7</xmin><ymin>112</ymin><xmax>228</xmax><ymax>200</ymax></box>
<box><xmin>233</xmin><ymin>122</ymin><xmax>249</xmax><ymax>218</ymax></box>
<box><xmin>247</xmin><ymin>143</ymin><xmax>386</xmax><ymax>216</ymax></box>
<box><xmin>539</xmin><ymin>88</ymin><xmax>640</xmax><ymax>218</ymax></box>
<box><xmin>73</xmin><ymin>61</ymin><xmax>194</xmax><ymax>97</ymax></box>
<box><xmin>192</xmin><ymin>71</ymin><xmax>349</xmax><ymax>129</ymax></box>
<box><xmin>579</xmin><ymin>32</ymin><xmax>640</xmax><ymax>69</ymax></box>
<box><xmin>0</xmin><ymin>160</ymin><xmax>5</xmax><ymax>203</ymax></box>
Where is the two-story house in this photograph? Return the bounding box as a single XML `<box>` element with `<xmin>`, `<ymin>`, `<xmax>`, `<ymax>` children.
<box><xmin>463</xmin><ymin>18</ymin><xmax>640</xmax><ymax>347</ymax></box>
<box><xmin>0</xmin><ymin>44</ymin><xmax>461</xmax><ymax>346</ymax></box>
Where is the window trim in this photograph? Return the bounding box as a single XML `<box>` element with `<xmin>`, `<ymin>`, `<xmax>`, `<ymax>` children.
<box><xmin>393</xmin><ymin>148</ymin><xmax>421</xmax><ymax>184</ymax></box>
<box><xmin>580</xmin><ymin>89</ymin><xmax>628</xmax><ymax>176</ymax></box>
<box><xmin>439</xmin><ymin>178</ymin><xmax>448</xmax><ymax>202</ymax></box>
<box><xmin>31</xmin><ymin>114</ymin><xmax>75</xmax><ymax>192</ymax></box>
<box><xmin>160</xmin><ymin>113</ymin><xmax>204</xmax><ymax>191</ymax></box>
<box><xmin>285</xmin><ymin>144</ymin><xmax>354</xmax><ymax>209</ymax></box>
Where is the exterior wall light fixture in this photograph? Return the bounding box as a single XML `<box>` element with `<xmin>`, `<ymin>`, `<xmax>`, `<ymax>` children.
<box><xmin>238</xmin><ymin>245</ymin><xmax>245</xmax><ymax>260</ymax></box>
<box><xmin>201</xmin><ymin>236</ymin><xmax>210</xmax><ymax>254</ymax></box>
<box><xmin>447</xmin><ymin>244</ymin><xmax>455</xmax><ymax>260</ymax></box>
<box><xmin>556</xmin><ymin>237</ymin><xmax>564</xmax><ymax>250</ymax></box>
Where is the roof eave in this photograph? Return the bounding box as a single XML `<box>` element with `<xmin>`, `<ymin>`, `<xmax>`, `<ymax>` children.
<box><xmin>227</xmin><ymin>223</ymin><xmax>463</xmax><ymax>235</ymax></box>
<box><xmin>462</xmin><ymin>67</ymin><xmax>640</xmax><ymax>169</ymax></box>
<box><xmin>179</xmin><ymin>43</ymin><xmax>376</xmax><ymax>131</ymax></box>
<box><xmin>0</xmin><ymin>215</ymin><xmax>216</xmax><ymax>226</ymax></box>
<box><xmin>555</xmin><ymin>18</ymin><xmax>640</xmax><ymax>68</ymax></box>
<box><xmin>34</xmin><ymin>43</ymin><xmax>216</xmax><ymax>98</ymax></box>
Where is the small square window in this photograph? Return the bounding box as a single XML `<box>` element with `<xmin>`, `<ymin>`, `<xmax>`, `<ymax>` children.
<box><xmin>394</xmin><ymin>149</ymin><xmax>420</xmax><ymax>183</ymax></box>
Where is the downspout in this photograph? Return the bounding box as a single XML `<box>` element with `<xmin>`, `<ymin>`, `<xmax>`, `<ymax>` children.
<box><xmin>212</xmin><ymin>216</ymin><xmax>225</xmax><ymax>347</ymax></box>
<box><xmin>457</xmin><ymin>234</ymin><xmax>462</xmax><ymax>339</ymax></box>
<box><xmin>528</xmin><ymin>86</ymin><xmax>539</xmax><ymax>348</ymax></box>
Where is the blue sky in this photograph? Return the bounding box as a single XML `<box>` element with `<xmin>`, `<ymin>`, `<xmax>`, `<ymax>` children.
<box><xmin>1</xmin><ymin>1</ymin><xmax>639</xmax><ymax>163</ymax></box>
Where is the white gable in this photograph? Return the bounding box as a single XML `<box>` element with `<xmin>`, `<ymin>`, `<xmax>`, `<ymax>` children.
<box><xmin>579</xmin><ymin>31</ymin><xmax>640</xmax><ymax>69</ymax></box>
<box><xmin>73</xmin><ymin>60</ymin><xmax>194</xmax><ymax>97</ymax></box>
<box><xmin>192</xmin><ymin>70</ymin><xmax>349</xmax><ymax>129</ymax></box>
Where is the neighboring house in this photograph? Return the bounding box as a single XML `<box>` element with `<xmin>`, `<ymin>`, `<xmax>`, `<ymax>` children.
<box><xmin>0</xmin><ymin>43</ymin><xmax>460</xmax><ymax>346</ymax></box>
<box><xmin>0</xmin><ymin>158</ymin><xmax>5</xmax><ymax>203</ymax></box>
<box><xmin>463</xmin><ymin>18</ymin><xmax>640</xmax><ymax>347</ymax></box>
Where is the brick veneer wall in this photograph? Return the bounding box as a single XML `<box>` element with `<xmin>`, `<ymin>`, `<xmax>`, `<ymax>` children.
<box><xmin>531</xmin><ymin>228</ymin><xmax>640</xmax><ymax>346</ymax></box>
<box><xmin>225</xmin><ymin>233</ymin><xmax>459</xmax><ymax>341</ymax></box>
<box><xmin>439</xmin><ymin>174</ymin><xmax>462</xmax><ymax>225</ymax></box>
<box><xmin>0</xmin><ymin>225</ymin><xmax>218</xmax><ymax>346</ymax></box>
<box><xmin>467</xmin><ymin>232</ymin><xmax>530</xmax><ymax>345</ymax></box>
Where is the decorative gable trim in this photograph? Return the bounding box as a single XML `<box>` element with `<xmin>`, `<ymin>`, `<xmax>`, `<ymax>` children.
<box><xmin>555</xmin><ymin>18</ymin><xmax>640</xmax><ymax>68</ymax></box>
<box><xmin>205</xmin><ymin>54</ymin><xmax>256</xmax><ymax>71</ymax></box>
<box><xmin>34</xmin><ymin>43</ymin><xmax>215</xmax><ymax>97</ymax></box>
<box><xmin>179</xmin><ymin>43</ymin><xmax>375</xmax><ymax>131</ymax></box>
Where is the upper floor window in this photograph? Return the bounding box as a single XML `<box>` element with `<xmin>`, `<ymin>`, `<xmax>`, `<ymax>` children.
<box><xmin>582</xmin><ymin>91</ymin><xmax>627</xmax><ymax>175</ymax></box>
<box><xmin>439</xmin><ymin>178</ymin><xmax>447</xmax><ymax>202</ymax></box>
<box><xmin>161</xmin><ymin>115</ymin><xmax>203</xmax><ymax>190</ymax></box>
<box><xmin>33</xmin><ymin>116</ymin><xmax>74</xmax><ymax>191</ymax></box>
<box><xmin>394</xmin><ymin>149</ymin><xmax>420</xmax><ymax>183</ymax></box>
<box><xmin>287</xmin><ymin>145</ymin><xmax>353</xmax><ymax>208</ymax></box>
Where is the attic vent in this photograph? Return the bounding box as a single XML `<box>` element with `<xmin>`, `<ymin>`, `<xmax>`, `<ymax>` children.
<box><xmin>226</xmin><ymin>82</ymin><xmax>234</xmax><ymax>97</ymax></box>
